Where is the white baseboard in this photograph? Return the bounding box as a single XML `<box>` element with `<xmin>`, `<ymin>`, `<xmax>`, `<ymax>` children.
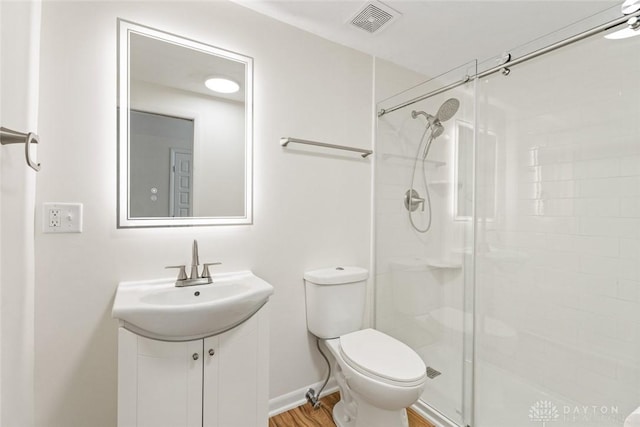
<box><xmin>268</xmin><ymin>379</ymin><xmax>338</xmax><ymax>417</ymax></box>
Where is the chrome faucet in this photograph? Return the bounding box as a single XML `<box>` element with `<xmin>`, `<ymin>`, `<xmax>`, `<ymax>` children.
<box><xmin>190</xmin><ymin>240</ymin><xmax>200</xmax><ymax>280</ymax></box>
<box><xmin>166</xmin><ymin>240</ymin><xmax>221</xmax><ymax>287</ymax></box>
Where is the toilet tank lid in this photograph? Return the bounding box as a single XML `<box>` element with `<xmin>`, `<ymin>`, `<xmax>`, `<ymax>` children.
<box><xmin>304</xmin><ymin>266</ymin><xmax>369</xmax><ymax>285</ymax></box>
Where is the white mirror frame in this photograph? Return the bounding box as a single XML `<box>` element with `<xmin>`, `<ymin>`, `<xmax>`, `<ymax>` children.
<box><xmin>117</xmin><ymin>20</ymin><xmax>253</xmax><ymax>228</ymax></box>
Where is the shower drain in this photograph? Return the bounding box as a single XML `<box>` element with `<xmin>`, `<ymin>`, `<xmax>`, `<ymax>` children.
<box><xmin>426</xmin><ymin>367</ymin><xmax>441</xmax><ymax>379</ymax></box>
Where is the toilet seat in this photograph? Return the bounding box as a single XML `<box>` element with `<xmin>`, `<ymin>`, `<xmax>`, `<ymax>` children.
<box><xmin>339</xmin><ymin>329</ymin><xmax>426</xmax><ymax>387</ymax></box>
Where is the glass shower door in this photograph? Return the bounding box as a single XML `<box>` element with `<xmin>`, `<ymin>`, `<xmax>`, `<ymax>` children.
<box><xmin>375</xmin><ymin>61</ymin><xmax>476</xmax><ymax>426</ymax></box>
<box><xmin>474</xmin><ymin>25</ymin><xmax>640</xmax><ymax>427</ymax></box>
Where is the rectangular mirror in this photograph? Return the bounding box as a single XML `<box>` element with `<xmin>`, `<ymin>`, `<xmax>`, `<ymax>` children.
<box><xmin>118</xmin><ymin>20</ymin><xmax>253</xmax><ymax>227</ymax></box>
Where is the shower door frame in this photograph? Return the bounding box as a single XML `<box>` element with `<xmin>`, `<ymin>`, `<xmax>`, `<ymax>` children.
<box><xmin>374</xmin><ymin>59</ymin><xmax>478</xmax><ymax>427</ymax></box>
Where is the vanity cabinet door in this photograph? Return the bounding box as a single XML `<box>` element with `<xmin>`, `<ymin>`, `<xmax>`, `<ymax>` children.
<box><xmin>118</xmin><ymin>329</ymin><xmax>203</xmax><ymax>427</ymax></box>
<box><xmin>203</xmin><ymin>313</ymin><xmax>268</xmax><ymax>427</ymax></box>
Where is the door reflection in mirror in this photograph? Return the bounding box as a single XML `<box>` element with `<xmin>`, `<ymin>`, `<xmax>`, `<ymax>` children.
<box><xmin>130</xmin><ymin>110</ymin><xmax>194</xmax><ymax>218</ymax></box>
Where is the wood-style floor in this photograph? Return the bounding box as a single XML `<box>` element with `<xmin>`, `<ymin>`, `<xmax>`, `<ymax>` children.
<box><xmin>269</xmin><ymin>392</ymin><xmax>435</xmax><ymax>427</ymax></box>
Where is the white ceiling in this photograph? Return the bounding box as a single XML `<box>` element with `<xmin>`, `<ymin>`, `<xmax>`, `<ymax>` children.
<box><xmin>235</xmin><ymin>0</ymin><xmax>620</xmax><ymax>77</ymax></box>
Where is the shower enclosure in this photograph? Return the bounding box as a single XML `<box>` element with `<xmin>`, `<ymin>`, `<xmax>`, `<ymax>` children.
<box><xmin>375</xmin><ymin>6</ymin><xmax>640</xmax><ymax>427</ymax></box>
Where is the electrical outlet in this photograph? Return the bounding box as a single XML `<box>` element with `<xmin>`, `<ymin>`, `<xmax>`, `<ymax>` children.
<box><xmin>49</xmin><ymin>208</ymin><xmax>61</xmax><ymax>228</ymax></box>
<box><xmin>43</xmin><ymin>203</ymin><xmax>83</xmax><ymax>233</ymax></box>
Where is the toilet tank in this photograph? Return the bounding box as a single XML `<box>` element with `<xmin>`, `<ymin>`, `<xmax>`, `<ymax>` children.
<box><xmin>304</xmin><ymin>266</ymin><xmax>369</xmax><ymax>339</ymax></box>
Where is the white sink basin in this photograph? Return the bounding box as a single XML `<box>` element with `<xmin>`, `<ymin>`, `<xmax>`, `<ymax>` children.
<box><xmin>112</xmin><ymin>271</ymin><xmax>274</xmax><ymax>341</ymax></box>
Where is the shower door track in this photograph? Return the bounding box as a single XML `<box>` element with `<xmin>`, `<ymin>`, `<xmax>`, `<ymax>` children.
<box><xmin>412</xmin><ymin>399</ymin><xmax>463</xmax><ymax>427</ymax></box>
<box><xmin>377</xmin><ymin>9</ymin><xmax>640</xmax><ymax>117</ymax></box>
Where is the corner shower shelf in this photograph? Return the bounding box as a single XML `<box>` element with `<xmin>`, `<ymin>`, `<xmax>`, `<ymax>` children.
<box><xmin>378</xmin><ymin>152</ymin><xmax>446</xmax><ymax>168</ymax></box>
<box><xmin>425</xmin><ymin>258</ymin><xmax>462</xmax><ymax>269</ymax></box>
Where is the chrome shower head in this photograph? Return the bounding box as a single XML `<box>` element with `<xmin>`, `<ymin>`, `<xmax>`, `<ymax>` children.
<box><xmin>412</xmin><ymin>98</ymin><xmax>459</xmax><ymax>144</ymax></box>
<box><xmin>435</xmin><ymin>98</ymin><xmax>460</xmax><ymax>123</ymax></box>
<box><xmin>412</xmin><ymin>98</ymin><xmax>460</xmax><ymax>127</ymax></box>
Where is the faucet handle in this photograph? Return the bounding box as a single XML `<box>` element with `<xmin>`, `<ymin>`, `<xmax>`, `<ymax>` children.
<box><xmin>165</xmin><ymin>265</ymin><xmax>188</xmax><ymax>281</ymax></box>
<box><xmin>201</xmin><ymin>262</ymin><xmax>222</xmax><ymax>279</ymax></box>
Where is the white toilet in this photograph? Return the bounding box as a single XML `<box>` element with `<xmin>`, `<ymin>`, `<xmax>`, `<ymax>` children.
<box><xmin>304</xmin><ymin>266</ymin><xmax>427</xmax><ymax>427</ymax></box>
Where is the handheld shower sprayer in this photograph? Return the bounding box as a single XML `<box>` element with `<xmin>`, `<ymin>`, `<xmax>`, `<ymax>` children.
<box><xmin>406</xmin><ymin>98</ymin><xmax>460</xmax><ymax>233</ymax></box>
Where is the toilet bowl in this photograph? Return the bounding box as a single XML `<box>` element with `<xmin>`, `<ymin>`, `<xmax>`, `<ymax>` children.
<box><xmin>324</xmin><ymin>329</ymin><xmax>426</xmax><ymax>427</ymax></box>
<box><xmin>304</xmin><ymin>267</ymin><xmax>427</xmax><ymax>427</ymax></box>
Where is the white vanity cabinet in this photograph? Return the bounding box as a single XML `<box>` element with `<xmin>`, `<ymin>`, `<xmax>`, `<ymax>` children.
<box><xmin>117</xmin><ymin>309</ymin><xmax>269</xmax><ymax>427</ymax></box>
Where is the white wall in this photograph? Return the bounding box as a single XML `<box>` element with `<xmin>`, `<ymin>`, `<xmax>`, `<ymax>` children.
<box><xmin>0</xmin><ymin>1</ymin><xmax>40</xmax><ymax>426</ymax></box>
<box><xmin>36</xmin><ymin>2</ymin><xmax>372</xmax><ymax>426</ymax></box>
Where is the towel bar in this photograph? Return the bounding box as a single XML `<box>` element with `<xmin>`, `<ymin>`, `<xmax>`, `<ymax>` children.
<box><xmin>280</xmin><ymin>137</ymin><xmax>372</xmax><ymax>158</ymax></box>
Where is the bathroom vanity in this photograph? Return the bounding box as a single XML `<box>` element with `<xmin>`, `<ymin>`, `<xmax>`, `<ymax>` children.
<box><xmin>112</xmin><ymin>271</ymin><xmax>273</xmax><ymax>427</ymax></box>
<box><xmin>117</xmin><ymin>310</ymin><xmax>269</xmax><ymax>427</ymax></box>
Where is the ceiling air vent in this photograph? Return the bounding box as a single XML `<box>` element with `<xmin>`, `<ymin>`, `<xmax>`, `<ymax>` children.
<box><xmin>349</xmin><ymin>1</ymin><xmax>400</xmax><ymax>34</ymax></box>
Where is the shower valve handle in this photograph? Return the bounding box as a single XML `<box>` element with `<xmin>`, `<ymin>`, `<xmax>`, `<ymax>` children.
<box><xmin>404</xmin><ymin>189</ymin><xmax>425</xmax><ymax>212</ymax></box>
<box><xmin>412</xmin><ymin>195</ymin><xmax>426</xmax><ymax>211</ymax></box>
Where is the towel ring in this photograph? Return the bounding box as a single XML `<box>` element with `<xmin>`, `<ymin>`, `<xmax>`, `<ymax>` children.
<box><xmin>25</xmin><ymin>132</ymin><xmax>41</xmax><ymax>172</ymax></box>
<box><xmin>0</xmin><ymin>127</ymin><xmax>41</xmax><ymax>172</ymax></box>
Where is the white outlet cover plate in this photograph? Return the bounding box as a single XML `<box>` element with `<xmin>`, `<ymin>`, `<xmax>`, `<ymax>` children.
<box><xmin>43</xmin><ymin>203</ymin><xmax>83</xmax><ymax>233</ymax></box>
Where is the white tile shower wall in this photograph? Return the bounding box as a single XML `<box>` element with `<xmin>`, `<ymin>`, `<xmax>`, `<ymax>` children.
<box><xmin>376</xmin><ymin>93</ymin><xmax>474</xmax><ymax>337</ymax></box>
<box><xmin>475</xmin><ymin>33</ymin><xmax>640</xmax><ymax>424</ymax></box>
<box><xmin>35</xmin><ymin>2</ymin><xmax>372</xmax><ymax>426</ymax></box>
